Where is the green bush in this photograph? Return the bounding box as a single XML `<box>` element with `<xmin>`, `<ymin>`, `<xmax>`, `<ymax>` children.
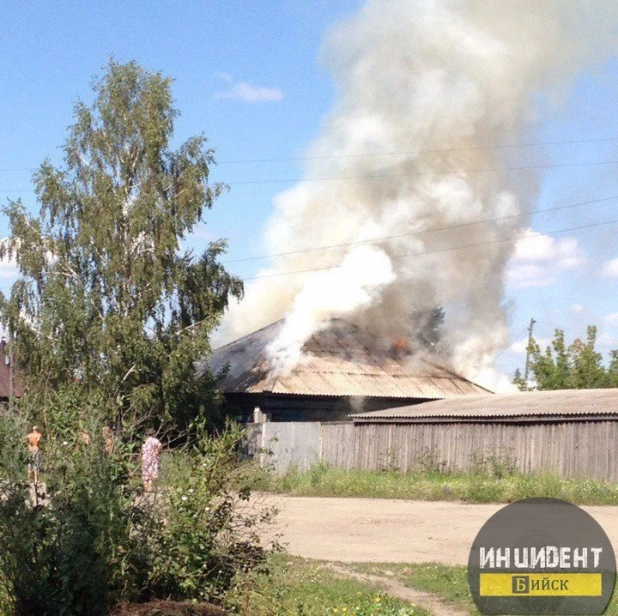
<box><xmin>0</xmin><ymin>392</ymin><xmax>277</xmax><ymax>615</ymax></box>
<box><xmin>0</xmin><ymin>413</ymin><xmax>28</xmax><ymax>479</ymax></box>
<box><xmin>0</xmin><ymin>405</ymin><xmax>139</xmax><ymax>614</ymax></box>
<box><xmin>147</xmin><ymin>427</ymin><xmax>278</xmax><ymax>601</ymax></box>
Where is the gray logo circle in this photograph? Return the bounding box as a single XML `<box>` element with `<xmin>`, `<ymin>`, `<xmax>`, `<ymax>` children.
<box><xmin>468</xmin><ymin>498</ymin><xmax>615</xmax><ymax>614</ymax></box>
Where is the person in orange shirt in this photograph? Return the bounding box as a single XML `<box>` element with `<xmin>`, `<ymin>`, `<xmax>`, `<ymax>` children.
<box><xmin>26</xmin><ymin>425</ymin><xmax>43</xmax><ymax>484</ymax></box>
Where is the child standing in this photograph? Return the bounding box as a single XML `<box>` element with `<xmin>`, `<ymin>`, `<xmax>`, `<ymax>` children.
<box><xmin>26</xmin><ymin>425</ymin><xmax>43</xmax><ymax>484</ymax></box>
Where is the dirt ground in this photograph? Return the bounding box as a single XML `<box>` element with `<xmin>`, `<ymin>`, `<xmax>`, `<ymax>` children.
<box><xmin>113</xmin><ymin>601</ymin><xmax>226</xmax><ymax>615</ymax></box>
<box><xmin>265</xmin><ymin>495</ymin><xmax>618</xmax><ymax>565</ymax></box>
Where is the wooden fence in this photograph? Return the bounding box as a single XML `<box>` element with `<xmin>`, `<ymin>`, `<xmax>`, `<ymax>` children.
<box><xmin>249</xmin><ymin>420</ymin><xmax>618</xmax><ymax>481</ymax></box>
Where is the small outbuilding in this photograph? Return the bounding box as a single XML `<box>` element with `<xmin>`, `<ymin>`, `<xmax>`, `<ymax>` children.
<box><xmin>349</xmin><ymin>389</ymin><xmax>618</xmax><ymax>480</ymax></box>
<box><xmin>205</xmin><ymin>318</ymin><xmax>491</xmax><ymax>422</ymax></box>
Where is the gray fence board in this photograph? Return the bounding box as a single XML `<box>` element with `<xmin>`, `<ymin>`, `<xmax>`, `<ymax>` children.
<box><xmin>258</xmin><ymin>422</ymin><xmax>321</xmax><ymax>473</ymax></box>
<box><xmin>248</xmin><ymin>420</ymin><xmax>618</xmax><ymax>481</ymax></box>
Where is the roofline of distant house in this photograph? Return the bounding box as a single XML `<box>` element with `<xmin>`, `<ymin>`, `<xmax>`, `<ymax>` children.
<box><xmin>211</xmin><ymin>318</ymin><xmax>286</xmax><ymax>353</ymax></box>
<box><xmin>223</xmin><ymin>390</ymin><xmax>451</xmax><ymax>400</ymax></box>
<box><xmin>351</xmin><ymin>413</ymin><xmax>618</xmax><ymax>424</ymax></box>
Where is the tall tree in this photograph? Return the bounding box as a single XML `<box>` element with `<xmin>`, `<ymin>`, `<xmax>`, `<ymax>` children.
<box><xmin>0</xmin><ymin>59</ymin><xmax>242</xmax><ymax>430</ymax></box>
<box><xmin>516</xmin><ymin>326</ymin><xmax>617</xmax><ymax>391</ymax></box>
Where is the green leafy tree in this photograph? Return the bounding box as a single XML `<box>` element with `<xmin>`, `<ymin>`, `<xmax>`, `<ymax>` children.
<box><xmin>609</xmin><ymin>351</ymin><xmax>618</xmax><ymax>387</ymax></box>
<box><xmin>0</xmin><ymin>59</ymin><xmax>242</xmax><ymax>430</ymax></box>
<box><xmin>569</xmin><ymin>326</ymin><xmax>608</xmax><ymax>388</ymax></box>
<box><xmin>512</xmin><ymin>368</ymin><xmax>527</xmax><ymax>391</ymax></box>
<box><xmin>520</xmin><ymin>326</ymin><xmax>617</xmax><ymax>390</ymax></box>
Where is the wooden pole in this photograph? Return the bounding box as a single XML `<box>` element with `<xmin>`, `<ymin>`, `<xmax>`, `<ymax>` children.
<box><xmin>523</xmin><ymin>318</ymin><xmax>536</xmax><ymax>384</ymax></box>
<box><xmin>8</xmin><ymin>328</ymin><xmax>14</xmax><ymax>415</ymax></box>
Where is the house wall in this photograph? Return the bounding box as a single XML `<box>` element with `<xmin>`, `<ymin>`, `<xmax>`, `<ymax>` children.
<box><xmin>249</xmin><ymin>420</ymin><xmax>618</xmax><ymax>480</ymax></box>
<box><xmin>223</xmin><ymin>393</ymin><xmax>421</xmax><ymax>423</ymax></box>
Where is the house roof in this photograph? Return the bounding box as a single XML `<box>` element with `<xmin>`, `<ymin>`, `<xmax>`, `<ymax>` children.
<box><xmin>204</xmin><ymin>318</ymin><xmax>491</xmax><ymax>399</ymax></box>
<box><xmin>349</xmin><ymin>389</ymin><xmax>618</xmax><ymax>422</ymax></box>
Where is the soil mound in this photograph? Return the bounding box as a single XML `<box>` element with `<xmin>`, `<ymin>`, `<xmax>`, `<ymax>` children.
<box><xmin>113</xmin><ymin>600</ymin><xmax>227</xmax><ymax>615</ymax></box>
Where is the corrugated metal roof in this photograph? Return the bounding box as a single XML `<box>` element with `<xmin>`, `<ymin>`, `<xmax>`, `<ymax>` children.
<box><xmin>350</xmin><ymin>389</ymin><xmax>618</xmax><ymax>421</ymax></box>
<box><xmin>203</xmin><ymin>318</ymin><xmax>490</xmax><ymax>400</ymax></box>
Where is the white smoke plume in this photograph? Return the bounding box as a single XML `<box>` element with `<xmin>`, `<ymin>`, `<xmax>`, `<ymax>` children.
<box><xmin>265</xmin><ymin>246</ymin><xmax>395</xmax><ymax>374</ymax></box>
<box><xmin>219</xmin><ymin>0</ymin><xmax>617</xmax><ymax>389</ymax></box>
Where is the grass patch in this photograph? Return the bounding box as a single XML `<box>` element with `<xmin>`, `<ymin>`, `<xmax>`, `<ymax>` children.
<box><xmin>349</xmin><ymin>563</ymin><xmax>479</xmax><ymax>615</ymax></box>
<box><xmin>248</xmin><ymin>464</ymin><xmax>618</xmax><ymax>505</ymax></box>
<box><xmin>348</xmin><ymin>562</ymin><xmax>618</xmax><ymax>616</ymax></box>
<box><xmin>226</xmin><ymin>555</ymin><xmax>430</xmax><ymax>615</ymax></box>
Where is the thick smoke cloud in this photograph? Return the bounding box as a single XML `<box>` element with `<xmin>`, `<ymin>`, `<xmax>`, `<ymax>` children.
<box><xmin>219</xmin><ymin>0</ymin><xmax>617</xmax><ymax>389</ymax></box>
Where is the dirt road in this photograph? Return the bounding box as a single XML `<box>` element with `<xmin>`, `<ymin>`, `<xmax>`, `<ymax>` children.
<box><xmin>265</xmin><ymin>495</ymin><xmax>618</xmax><ymax>565</ymax></box>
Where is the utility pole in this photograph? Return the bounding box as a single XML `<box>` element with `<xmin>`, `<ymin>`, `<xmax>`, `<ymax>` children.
<box><xmin>8</xmin><ymin>328</ymin><xmax>14</xmax><ymax>414</ymax></box>
<box><xmin>523</xmin><ymin>318</ymin><xmax>536</xmax><ymax>384</ymax></box>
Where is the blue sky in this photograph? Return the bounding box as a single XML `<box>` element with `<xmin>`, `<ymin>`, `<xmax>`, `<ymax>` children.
<box><xmin>0</xmin><ymin>1</ymin><xmax>617</xmax><ymax>379</ymax></box>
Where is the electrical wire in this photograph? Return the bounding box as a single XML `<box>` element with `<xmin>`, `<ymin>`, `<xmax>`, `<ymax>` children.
<box><xmin>230</xmin><ymin>160</ymin><xmax>618</xmax><ymax>186</ymax></box>
<box><xmin>0</xmin><ymin>135</ymin><xmax>616</xmax><ymax>171</ymax></box>
<box><xmin>2</xmin><ymin>159</ymin><xmax>618</xmax><ymax>194</ymax></box>
<box><xmin>223</xmin><ymin>195</ymin><xmax>618</xmax><ymax>264</ymax></box>
<box><xmin>243</xmin><ymin>218</ymin><xmax>618</xmax><ymax>281</ymax></box>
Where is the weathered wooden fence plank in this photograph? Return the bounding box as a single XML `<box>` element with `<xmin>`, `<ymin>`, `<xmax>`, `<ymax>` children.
<box><xmin>248</xmin><ymin>420</ymin><xmax>618</xmax><ymax>481</ymax></box>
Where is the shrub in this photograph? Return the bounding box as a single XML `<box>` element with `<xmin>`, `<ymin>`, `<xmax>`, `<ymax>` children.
<box><xmin>469</xmin><ymin>448</ymin><xmax>517</xmax><ymax>478</ymax></box>
<box><xmin>0</xmin><ymin>409</ymin><xmax>138</xmax><ymax>614</ymax></box>
<box><xmin>0</xmin><ymin>393</ymin><xmax>277</xmax><ymax>615</ymax></box>
<box><xmin>414</xmin><ymin>448</ymin><xmax>447</xmax><ymax>474</ymax></box>
<box><xmin>147</xmin><ymin>426</ymin><xmax>279</xmax><ymax>602</ymax></box>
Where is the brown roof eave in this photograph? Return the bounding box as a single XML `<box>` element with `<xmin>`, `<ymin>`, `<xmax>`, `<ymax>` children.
<box><xmin>351</xmin><ymin>413</ymin><xmax>618</xmax><ymax>424</ymax></box>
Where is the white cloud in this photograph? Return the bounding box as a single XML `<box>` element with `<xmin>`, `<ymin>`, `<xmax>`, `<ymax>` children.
<box><xmin>602</xmin><ymin>257</ymin><xmax>618</xmax><ymax>278</ymax></box>
<box><xmin>507</xmin><ymin>229</ymin><xmax>584</xmax><ymax>289</ymax></box>
<box><xmin>507</xmin><ymin>264</ymin><xmax>557</xmax><ymax>288</ymax></box>
<box><xmin>605</xmin><ymin>312</ymin><xmax>618</xmax><ymax>324</ymax></box>
<box><xmin>512</xmin><ymin>230</ymin><xmax>582</xmax><ymax>264</ymax></box>
<box><xmin>214</xmin><ymin>73</ymin><xmax>284</xmax><ymax>103</ymax></box>
<box><xmin>510</xmin><ymin>336</ymin><xmax>552</xmax><ymax>354</ymax></box>
<box><xmin>571</xmin><ymin>304</ymin><xmax>585</xmax><ymax>314</ymax></box>
<box><xmin>597</xmin><ymin>331</ymin><xmax>618</xmax><ymax>349</ymax></box>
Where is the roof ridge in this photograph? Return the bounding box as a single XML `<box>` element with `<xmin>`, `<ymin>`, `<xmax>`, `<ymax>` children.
<box><xmin>211</xmin><ymin>318</ymin><xmax>285</xmax><ymax>352</ymax></box>
<box><xmin>422</xmin><ymin>358</ymin><xmax>493</xmax><ymax>392</ymax></box>
<box><xmin>210</xmin><ymin>318</ymin><xmax>491</xmax><ymax>398</ymax></box>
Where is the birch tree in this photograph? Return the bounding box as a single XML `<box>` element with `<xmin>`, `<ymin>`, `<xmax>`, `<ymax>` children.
<box><xmin>0</xmin><ymin>60</ymin><xmax>243</xmax><ymax>429</ymax></box>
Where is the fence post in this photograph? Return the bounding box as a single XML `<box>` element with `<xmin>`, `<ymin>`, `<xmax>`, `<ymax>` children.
<box><xmin>259</xmin><ymin>422</ymin><xmax>267</xmax><ymax>468</ymax></box>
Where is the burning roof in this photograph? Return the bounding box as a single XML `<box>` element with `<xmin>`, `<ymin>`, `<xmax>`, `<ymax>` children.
<box><xmin>205</xmin><ymin>318</ymin><xmax>491</xmax><ymax>399</ymax></box>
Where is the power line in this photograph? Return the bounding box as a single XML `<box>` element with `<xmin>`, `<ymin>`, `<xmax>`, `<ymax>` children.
<box><xmin>230</xmin><ymin>160</ymin><xmax>618</xmax><ymax>186</ymax></box>
<box><xmin>243</xmin><ymin>218</ymin><xmax>618</xmax><ymax>281</ymax></box>
<box><xmin>216</xmin><ymin>136</ymin><xmax>618</xmax><ymax>164</ymax></box>
<box><xmin>1</xmin><ymin>136</ymin><xmax>617</xmax><ymax>171</ymax></box>
<box><xmin>224</xmin><ymin>195</ymin><xmax>618</xmax><ymax>264</ymax></box>
<box><xmin>2</xmin><ymin>159</ymin><xmax>618</xmax><ymax>194</ymax></box>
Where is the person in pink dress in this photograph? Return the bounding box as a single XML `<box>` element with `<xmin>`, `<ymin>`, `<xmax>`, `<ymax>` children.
<box><xmin>141</xmin><ymin>429</ymin><xmax>162</xmax><ymax>492</ymax></box>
